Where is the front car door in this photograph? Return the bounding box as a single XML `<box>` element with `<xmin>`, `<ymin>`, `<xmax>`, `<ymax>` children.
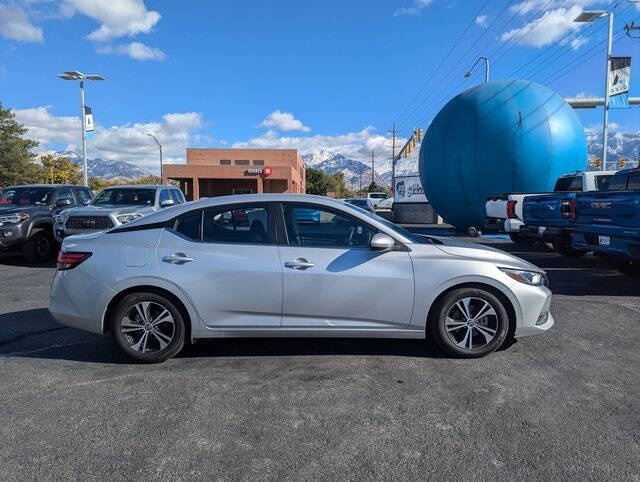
<box><xmin>157</xmin><ymin>203</ymin><xmax>283</xmax><ymax>327</ymax></box>
<box><xmin>278</xmin><ymin>202</ymin><xmax>415</xmax><ymax>330</ymax></box>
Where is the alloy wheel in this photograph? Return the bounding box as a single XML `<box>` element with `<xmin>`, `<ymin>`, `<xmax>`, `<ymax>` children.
<box><xmin>121</xmin><ymin>301</ymin><xmax>175</xmax><ymax>353</ymax></box>
<box><xmin>444</xmin><ymin>297</ymin><xmax>498</xmax><ymax>351</ymax></box>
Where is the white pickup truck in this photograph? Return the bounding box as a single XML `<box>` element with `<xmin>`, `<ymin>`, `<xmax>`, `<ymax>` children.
<box><xmin>367</xmin><ymin>192</ymin><xmax>394</xmax><ymax>211</ymax></box>
<box><xmin>485</xmin><ymin>171</ymin><xmax>616</xmax><ymax>240</ymax></box>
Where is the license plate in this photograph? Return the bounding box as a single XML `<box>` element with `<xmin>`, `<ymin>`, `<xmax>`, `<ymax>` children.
<box><xmin>538</xmin><ymin>226</ymin><xmax>546</xmax><ymax>235</ymax></box>
<box><xmin>598</xmin><ymin>235</ymin><xmax>610</xmax><ymax>246</ymax></box>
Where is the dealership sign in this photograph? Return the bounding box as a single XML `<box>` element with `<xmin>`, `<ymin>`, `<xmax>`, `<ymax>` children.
<box><xmin>394</xmin><ymin>175</ymin><xmax>427</xmax><ymax>204</ymax></box>
<box><xmin>609</xmin><ymin>57</ymin><xmax>631</xmax><ymax>109</ymax></box>
<box><xmin>245</xmin><ymin>167</ymin><xmax>272</xmax><ymax>177</ymax></box>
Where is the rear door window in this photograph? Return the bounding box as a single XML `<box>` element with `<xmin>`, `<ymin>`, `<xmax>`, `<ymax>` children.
<box><xmin>553</xmin><ymin>176</ymin><xmax>582</xmax><ymax>192</ymax></box>
<box><xmin>173</xmin><ymin>210</ymin><xmax>202</xmax><ymax>241</ymax></box>
<box><xmin>594</xmin><ymin>175</ymin><xmax>613</xmax><ymax>191</ymax></box>
<box><xmin>202</xmin><ymin>205</ymin><xmax>270</xmax><ymax>244</ymax></box>
<box><xmin>627</xmin><ymin>174</ymin><xmax>640</xmax><ymax>190</ymax></box>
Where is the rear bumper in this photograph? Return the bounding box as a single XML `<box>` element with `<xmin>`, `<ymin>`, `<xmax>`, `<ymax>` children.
<box><xmin>572</xmin><ymin>231</ymin><xmax>640</xmax><ymax>260</ymax></box>
<box><xmin>520</xmin><ymin>225</ymin><xmax>568</xmax><ymax>242</ymax></box>
<box><xmin>484</xmin><ymin>217</ymin><xmax>523</xmax><ymax>233</ymax></box>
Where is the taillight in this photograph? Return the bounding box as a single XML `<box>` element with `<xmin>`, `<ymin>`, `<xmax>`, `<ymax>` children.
<box><xmin>57</xmin><ymin>251</ymin><xmax>92</xmax><ymax>270</ymax></box>
<box><xmin>560</xmin><ymin>198</ymin><xmax>576</xmax><ymax>220</ymax></box>
<box><xmin>506</xmin><ymin>200</ymin><xmax>517</xmax><ymax>219</ymax></box>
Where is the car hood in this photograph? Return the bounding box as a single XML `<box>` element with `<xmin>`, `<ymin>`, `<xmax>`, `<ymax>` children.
<box><xmin>66</xmin><ymin>204</ymin><xmax>155</xmax><ymax>216</ymax></box>
<box><xmin>0</xmin><ymin>205</ymin><xmax>51</xmax><ymax>216</ymax></box>
<box><xmin>427</xmin><ymin>236</ymin><xmax>543</xmax><ymax>272</ymax></box>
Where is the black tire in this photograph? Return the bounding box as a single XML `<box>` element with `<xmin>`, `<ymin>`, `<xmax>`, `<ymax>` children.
<box><xmin>111</xmin><ymin>292</ymin><xmax>185</xmax><ymax>363</ymax></box>
<box><xmin>22</xmin><ymin>228</ymin><xmax>55</xmax><ymax>263</ymax></box>
<box><xmin>551</xmin><ymin>237</ymin><xmax>587</xmax><ymax>257</ymax></box>
<box><xmin>429</xmin><ymin>287</ymin><xmax>510</xmax><ymax>358</ymax></box>
<box><xmin>509</xmin><ymin>233</ymin><xmax>535</xmax><ymax>246</ymax></box>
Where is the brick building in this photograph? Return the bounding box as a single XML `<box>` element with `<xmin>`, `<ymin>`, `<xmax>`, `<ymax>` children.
<box><xmin>162</xmin><ymin>148</ymin><xmax>306</xmax><ymax>200</ymax></box>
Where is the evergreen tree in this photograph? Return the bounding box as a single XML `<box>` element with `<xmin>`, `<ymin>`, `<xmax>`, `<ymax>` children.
<box><xmin>0</xmin><ymin>102</ymin><xmax>41</xmax><ymax>186</ymax></box>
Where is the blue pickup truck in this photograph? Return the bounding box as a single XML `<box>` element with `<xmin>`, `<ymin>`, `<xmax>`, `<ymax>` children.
<box><xmin>571</xmin><ymin>168</ymin><xmax>640</xmax><ymax>273</ymax></box>
<box><xmin>519</xmin><ymin>171</ymin><xmax>615</xmax><ymax>256</ymax></box>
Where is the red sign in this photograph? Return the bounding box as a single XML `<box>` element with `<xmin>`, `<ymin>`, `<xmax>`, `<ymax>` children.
<box><xmin>262</xmin><ymin>167</ymin><xmax>272</xmax><ymax>177</ymax></box>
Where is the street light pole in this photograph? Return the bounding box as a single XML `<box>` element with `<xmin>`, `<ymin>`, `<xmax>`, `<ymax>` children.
<box><xmin>57</xmin><ymin>71</ymin><xmax>104</xmax><ymax>187</ymax></box>
<box><xmin>465</xmin><ymin>57</ymin><xmax>489</xmax><ymax>84</ymax></box>
<box><xmin>602</xmin><ymin>12</ymin><xmax>614</xmax><ymax>171</ymax></box>
<box><xmin>79</xmin><ymin>80</ymin><xmax>88</xmax><ymax>187</ymax></box>
<box><xmin>147</xmin><ymin>134</ymin><xmax>163</xmax><ymax>182</ymax></box>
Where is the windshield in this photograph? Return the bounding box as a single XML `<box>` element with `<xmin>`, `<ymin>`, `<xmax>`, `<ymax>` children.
<box><xmin>369</xmin><ymin>193</ymin><xmax>388</xmax><ymax>199</ymax></box>
<box><xmin>346</xmin><ymin>203</ymin><xmax>430</xmax><ymax>243</ymax></box>
<box><xmin>346</xmin><ymin>199</ymin><xmax>367</xmax><ymax>206</ymax></box>
<box><xmin>6</xmin><ymin>187</ymin><xmax>55</xmax><ymax>206</ymax></box>
<box><xmin>92</xmin><ymin>188</ymin><xmax>156</xmax><ymax>206</ymax></box>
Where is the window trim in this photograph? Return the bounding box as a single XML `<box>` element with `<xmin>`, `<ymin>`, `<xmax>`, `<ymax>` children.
<box><xmin>277</xmin><ymin>201</ymin><xmax>406</xmax><ymax>251</ymax></box>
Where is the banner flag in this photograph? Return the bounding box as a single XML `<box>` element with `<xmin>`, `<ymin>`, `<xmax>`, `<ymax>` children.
<box><xmin>84</xmin><ymin>106</ymin><xmax>94</xmax><ymax>138</ymax></box>
<box><xmin>609</xmin><ymin>57</ymin><xmax>631</xmax><ymax>109</ymax></box>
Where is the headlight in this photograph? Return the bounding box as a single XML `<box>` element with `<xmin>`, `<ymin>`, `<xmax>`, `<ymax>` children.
<box><xmin>500</xmin><ymin>268</ymin><xmax>547</xmax><ymax>286</ymax></box>
<box><xmin>116</xmin><ymin>213</ymin><xmax>144</xmax><ymax>224</ymax></box>
<box><xmin>0</xmin><ymin>213</ymin><xmax>28</xmax><ymax>225</ymax></box>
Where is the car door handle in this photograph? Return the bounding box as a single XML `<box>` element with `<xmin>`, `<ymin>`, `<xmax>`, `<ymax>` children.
<box><xmin>284</xmin><ymin>258</ymin><xmax>315</xmax><ymax>270</ymax></box>
<box><xmin>162</xmin><ymin>253</ymin><xmax>193</xmax><ymax>264</ymax></box>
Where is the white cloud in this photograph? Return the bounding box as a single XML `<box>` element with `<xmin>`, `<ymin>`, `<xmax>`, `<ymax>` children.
<box><xmin>96</xmin><ymin>41</ymin><xmax>165</xmax><ymax>61</ymax></box>
<box><xmin>501</xmin><ymin>2</ymin><xmax>600</xmax><ymax>49</ymax></box>
<box><xmin>62</xmin><ymin>0</ymin><xmax>161</xmax><ymax>41</ymax></box>
<box><xmin>394</xmin><ymin>0</ymin><xmax>433</xmax><ymax>17</ymax></box>
<box><xmin>259</xmin><ymin>110</ymin><xmax>311</xmax><ymax>132</ymax></box>
<box><xmin>475</xmin><ymin>15</ymin><xmax>489</xmax><ymax>27</ymax></box>
<box><xmin>12</xmin><ymin>106</ymin><xmax>205</xmax><ymax>173</ymax></box>
<box><xmin>0</xmin><ymin>3</ymin><xmax>43</xmax><ymax>42</ymax></box>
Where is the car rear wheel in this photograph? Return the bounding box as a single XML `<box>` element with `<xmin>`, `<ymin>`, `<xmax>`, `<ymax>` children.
<box><xmin>111</xmin><ymin>293</ymin><xmax>185</xmax><ymax>363</ymax></box>
<box><xmin>22</xmin><ymin>228</ymin><xmax>55</xmax><ymax>263</ymax></box>
<box><xmin>429</xmin><ymin>288</ymin><xmax>509</xmax><ymax>358</ymax></box>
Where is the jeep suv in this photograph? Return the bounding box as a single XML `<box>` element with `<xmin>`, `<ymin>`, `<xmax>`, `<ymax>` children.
<box><xmin>54</xmin><ymin>185</ymin><xmax>185</xmax><ymax>241</ymax></box>
<box><xmin>0</xmin><ymin>184</ymin><xmax>93</xmax><ymax>263</ymax></box>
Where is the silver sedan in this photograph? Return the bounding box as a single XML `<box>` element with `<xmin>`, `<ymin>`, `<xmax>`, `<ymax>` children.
<box><xmin>49</xmin><ymin>194</ymin><xmax>553</xmax><ymax>363</ymax></box>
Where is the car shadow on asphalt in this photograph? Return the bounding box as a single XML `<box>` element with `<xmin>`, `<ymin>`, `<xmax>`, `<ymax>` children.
<box><xmin>1</xmin><ymin>308</ymin><xmax>488</xmax><ymax>363</ymax></box>
<box><xmin>476</xmin><ymin>241</ymin><xmax>640</xmax><ymax>297</ymax></box>
<box><xmin>0</xmin><ymin>254</ymin><xmax>57</xmax><ymax>268</ymax></box>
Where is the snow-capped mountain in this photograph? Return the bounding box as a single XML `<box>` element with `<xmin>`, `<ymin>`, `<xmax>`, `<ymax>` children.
<box><xmin>302</xmin><ymin>152</ymin><xmax>388</xmax><ymax>189</ymax></box>
<box><xmin>58</xmin><ymin>151</ymin><xmax>152</xmax><ymax>180</ymax></box>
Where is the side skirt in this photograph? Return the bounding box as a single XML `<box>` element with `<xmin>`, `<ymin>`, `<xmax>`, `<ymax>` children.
<box><xmin>193</xmin><ymin>327</ymin><xmax>426</xmax><ymax>340</ymax></box>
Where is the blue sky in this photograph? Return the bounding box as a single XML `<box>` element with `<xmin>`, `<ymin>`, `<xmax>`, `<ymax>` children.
<box><xmin>0</xmin><ymin>0</ymin><xmax>639</xmax><ymax>173</ymax></box>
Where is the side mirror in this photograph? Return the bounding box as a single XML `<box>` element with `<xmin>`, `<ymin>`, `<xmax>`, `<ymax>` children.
<box><xmin>160</xmin><ymin>199</ymin><xmax>175</xmax><ymax>208</ymax></box>
<box><xmin>370</xmin><ymin>233</ymin><xmax>395</xmax><ymax>251</ymax></box>
<box><xmin>55</xmin><ymin>198</ymin><xmax>72</xmax><ymax>207</ymax></box>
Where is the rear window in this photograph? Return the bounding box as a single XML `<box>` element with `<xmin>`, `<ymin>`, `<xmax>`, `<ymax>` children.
<box><xmin>609</xmin><ymin>174</ymin><xmax>631</xmax><ymax>191</ymax></box>
<box><xmin>594</xmin><ymin>175</ymin><xmax>613</xmax><ymax>191</ymax></box>
<box><xmin>553</xmin><ymin>176</ymin><xmax>582</xmax><ymax>192</ymax></box>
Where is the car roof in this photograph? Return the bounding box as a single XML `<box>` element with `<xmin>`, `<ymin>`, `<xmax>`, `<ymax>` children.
<box><xmin>118</xmin><ymin>193</ymin><xmax>414</xmax><ymax>242</ymax></box>
<box><xmin>6</xmin><ymin>184</ymin><xmax>84</xmax><ymax>188</ymax></box>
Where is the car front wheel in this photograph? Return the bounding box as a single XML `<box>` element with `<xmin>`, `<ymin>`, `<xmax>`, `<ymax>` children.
<box><xmin>111</xmin><ymin>293</ymin><xmax>185</xmax><ymax>363</ymax></box>
<box><xmin>429</xmin><ymin>288</ymin><xmax>510</xmax><ymax>358</ymax></box>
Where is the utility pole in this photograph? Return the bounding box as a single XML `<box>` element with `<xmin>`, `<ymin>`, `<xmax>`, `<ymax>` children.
<box><xmin>602</xmin><ymin>11</ymin><xmax>614</xmax><ymax>171</ymax></box>
<box><xmin>371</xmin><ymin>149</ymin><xmax>375</xmax><ymax>186</ymax></box>
<box><xmin>391</xmin><ymin>123</ymin><xmax>397</xmax><ymax>195</ymax></box>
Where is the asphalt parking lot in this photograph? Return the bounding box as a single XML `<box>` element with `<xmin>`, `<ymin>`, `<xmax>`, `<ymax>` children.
<box><xmin>1</xmin><ymin>239</ymin><xmax>639</xmax><ymax>480</ymax></box>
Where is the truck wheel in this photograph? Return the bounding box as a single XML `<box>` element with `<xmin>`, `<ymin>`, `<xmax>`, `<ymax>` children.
<box><xmin>22</xmin><ymin>228</ymin><xmax>55</xmax><ymax>263</ymax></box>
<box><xmin>551</xmin><ymin>238</ymin><xmax>587</xmax><ymax>257</ymax></box>
<box><xmin>509</xmin><ymin>233</ymin><xmax>535</xmax><ymax>246</ymax></box>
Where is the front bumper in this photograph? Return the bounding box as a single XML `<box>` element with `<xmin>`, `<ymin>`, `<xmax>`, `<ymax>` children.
<box><xmin>0</xmin><ymin>222</ymin><xmax>28</xmax><ymax>249</ymax></box>
<box><xmin>572</xmin><ymin>231</ymin><xmax>640</xmax><ymax>261</ymax></box>
<box><xmin>512</xmin><ymin>283</ymin><xmax>554</xmax><ymax>338</ymax></box>
<box><xmin>520</xmin><ymin>225</ymin><xmax>567</xmax><ymax>242</ymax></box>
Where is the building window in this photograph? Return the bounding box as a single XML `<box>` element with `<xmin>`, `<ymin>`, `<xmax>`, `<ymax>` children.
<box><xmin>253</xmin><ymin>160</ymin><xmax>264</xmax><ymax>166</ymax></box>
<box><xmin>220</xmin><ymin>159</ymin><xmax>231</xmax><ymax>165</ymax></box>
<box><xmin>235</xmin><ymin>160</ymin><xmax>249</xmax><ymax>165</ymax></box>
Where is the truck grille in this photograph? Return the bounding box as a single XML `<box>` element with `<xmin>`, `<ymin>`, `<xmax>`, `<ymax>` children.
<box><xmin>65</xmin><ymin>216</ymin><xmax>114</xmax><ymax>231</ymax></box>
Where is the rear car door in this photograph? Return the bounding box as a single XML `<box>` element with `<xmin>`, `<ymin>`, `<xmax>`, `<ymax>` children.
<box><xmin>157</xmin><ymin>203</ymin><xmax>283</xmax><ymax>327</ymax></box>
<box><xmin>278</xmin><ymin>202</ymin><xmax>414</xmax><ymax>329</ymax></box>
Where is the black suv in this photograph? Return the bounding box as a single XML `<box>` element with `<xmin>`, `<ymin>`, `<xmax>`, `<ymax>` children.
<box><xmin>0</xmin><ymin>184</ymin><xmax>93</xmax><ymax>263</ymax></box>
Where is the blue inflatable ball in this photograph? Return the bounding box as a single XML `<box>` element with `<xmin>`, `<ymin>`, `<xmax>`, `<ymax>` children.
<box><xmin>419</xmin><ymin>79</ymin><xmax>587</xmax><ymax>229</ymax></box>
